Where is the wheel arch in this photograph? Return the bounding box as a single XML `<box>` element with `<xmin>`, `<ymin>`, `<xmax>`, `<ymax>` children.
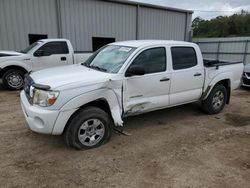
<box><xmin>203</xmin><ymin>78</ymin><xmax>231</xmax><ymax>104</ymax></box>
<box><xmin>62</xmin><ymin>98</ymin><xmax>112</xmax><ymax>134</ymax></box>
<box><xmin>216</xmin><ymin>79</ymin><xmax>231</xmax><ymax>104</ymax></box>
<box><xmin>0</xmin><ymin>65</ymin><xmax>28</xmax><ymax>79</ymax></box>
<box><xmin>52</xmin><ymin>89</ymin><xmax>123</xmax><ymax>135</ymax></box>
<box><xmin>74</xmin><ymin>98</ymin><xmax>112</xmax><ymax>118</ymax></box>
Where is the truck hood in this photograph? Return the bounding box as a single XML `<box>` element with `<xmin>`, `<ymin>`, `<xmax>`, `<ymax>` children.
<box><xmin>30</xmin><ymin>64</ymin><xmax>114</xmax><ymax>90</ymax></box>
<box><xmin>0</xmin><ymin>50</ymin><xmax>23</xmax><ymax>57</ymax></box>
<box><xmin>244</xmin><ymin>64</ymin><xmax>250</xmax><ymax>73</ymax></box>
<box><xmin>0</xmin><ymin>51</ymin><xmax>28</xmax><ymax>63</ymax></box>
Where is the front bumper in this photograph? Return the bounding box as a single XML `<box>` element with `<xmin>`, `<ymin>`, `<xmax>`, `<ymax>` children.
<box><xmin>20</xmin><ymin>91</ymin><xmax>59</xmax><ymax>134</ymax></box>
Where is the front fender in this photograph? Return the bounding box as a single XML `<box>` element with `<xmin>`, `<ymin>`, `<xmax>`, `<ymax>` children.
<box><xmin>52</xmin><ymin>88</ymin><xmax>123</xmax><ymax>135</ymax></box>
<box><xmin>0</xmin><ymin>60</ymin><xmax>32</xmax><ymax>72</ymax></box>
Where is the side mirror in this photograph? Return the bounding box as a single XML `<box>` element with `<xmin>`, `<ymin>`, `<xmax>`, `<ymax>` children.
<box><xmin>34</xmin><ymin>50</ymin><xmax>45</xmax><ymax>57</ymax></box>
<box><xmin>125</xmin><ymin>65</ymin><xmax>145</xmax><ymax>77</ymax></box>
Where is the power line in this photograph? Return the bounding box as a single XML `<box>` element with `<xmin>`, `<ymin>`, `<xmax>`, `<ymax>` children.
<box><xmin>193</xmin><ymin>10</ymin><xmax>247</xmax><ymax>12</ymax></box>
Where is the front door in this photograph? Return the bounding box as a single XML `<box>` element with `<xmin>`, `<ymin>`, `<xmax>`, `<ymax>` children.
<box><xmin>32</xmin><ymin>41</ymin><xmax>72</xmax><ymax>71</ymax></box>
<box><xmin>123</xmin><ymin>46</ymin><xmax>171</xmax><ymax>115</ymax></box>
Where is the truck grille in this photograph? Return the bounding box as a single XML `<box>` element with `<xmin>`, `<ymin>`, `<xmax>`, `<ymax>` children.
<box><xmin>246</xmin><ymin>72</ymin><xmax>250</xmax><ymax>77</ymax></box>
<box><xmin>24</xmin><ymin>75</ymin><xmax>34</xmax><ymax>104</ymax></box>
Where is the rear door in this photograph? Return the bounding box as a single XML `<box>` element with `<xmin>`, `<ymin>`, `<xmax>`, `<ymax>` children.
<box><xmin>123</xmin><ymin>46</ymin><xmax>171</xmax><ymax>115</ymax></box>
<box><xmin>32</xmin><ymin>41</ymin><xmax>73</xmax><ymax>71</ymax></box>
<box><xmin>169</xmin><ymin>46</ymin><xmax>204</xmax><ymax>105</ymax></box>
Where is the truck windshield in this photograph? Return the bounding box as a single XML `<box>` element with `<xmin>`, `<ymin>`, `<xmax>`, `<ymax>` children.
<box><xmin>83</xmin><ymin>45</ymin><xmax>136</xmax><ymax>73</ymax></box>
<box><xmin>20</xmin><ymin>41</ymin><xmax>43</xmax><ymax>54</ymax></box>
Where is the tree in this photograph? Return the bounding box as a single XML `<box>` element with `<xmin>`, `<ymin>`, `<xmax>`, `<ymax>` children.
<box><xmin>192</xmin><ymin>11</ymin><xmax>250</xmax><ymax>37</ymax></box>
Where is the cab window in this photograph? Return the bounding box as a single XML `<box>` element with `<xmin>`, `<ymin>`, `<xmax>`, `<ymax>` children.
<box><xmin>129</xmin><ymin>47</ymin><xmax>166</xmax><ymax>74</ymax></box>
<box><xmin>171</xmin><ymin>47</ymin><xmax>197</xmax><ymax>70</ymax></box>
<box><xmin>36</xmin><ymin>42</ymin><xmax>69</xmax><ymax>56</ymax></box>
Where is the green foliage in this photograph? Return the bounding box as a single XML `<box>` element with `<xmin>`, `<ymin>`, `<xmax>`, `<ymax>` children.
<box><xmin>192</xmin><ymin>10</ymin><xmax>250</xmax><ymax>37</ymax></box>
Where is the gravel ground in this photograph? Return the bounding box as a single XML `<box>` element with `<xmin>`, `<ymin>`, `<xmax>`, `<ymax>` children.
<box><xmin>0</xmin><ymin>86</ymin><xmax>250</xmax><ymax>188</ymax></box>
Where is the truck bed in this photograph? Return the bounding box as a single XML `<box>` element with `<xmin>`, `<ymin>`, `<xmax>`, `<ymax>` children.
<box><xmin>203</xmin><ymin>59</ymin><xmax>243</xmax><ymax>68</ymax></box>
<box><xmin>203</xmin><ymin>58</ymin><xmax>244</xmax><ymax>94</ymax></box>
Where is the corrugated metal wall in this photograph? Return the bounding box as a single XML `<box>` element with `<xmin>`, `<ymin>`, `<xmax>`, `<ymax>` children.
<box><xmin>0</xmin><ymin>0</ymin><xmax>59</xmax><ymax>50</ymax></box>
<box><xmin>138</xmin><ymin>7</ymin><xmax>186</xmax><ymax>40</ymax></box>
<box><xmin>0</xmin><ymin>0</ymin><xmax>192</xmax><ymax>51</ymax></box>
<box><xmin>193</xmin><ymin>37</ymin><xmax>250</xmax><ymax>64</ymax></box>
<box><xmin>60</xmin><ymin>0</ymin><xmax>137</xmax><ymax>51</ymax></box>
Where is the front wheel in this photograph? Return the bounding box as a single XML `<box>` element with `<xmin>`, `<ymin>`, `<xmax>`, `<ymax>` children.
<box><xmin>202</xmin><ymin>84</ymin><xmax>227</xmax><ymax>114</ymax></box>
<box><xmin>64</xmin><ymin>107</ymin><xmax>113</xmax><ymax>150</ymax></box>
<box><xmin>2</xmin><ymin>69</ymin><xmax>25</xmax><ymax>90</ymax></box>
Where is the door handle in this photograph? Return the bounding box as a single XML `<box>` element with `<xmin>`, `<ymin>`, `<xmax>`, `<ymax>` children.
<box><xmin>160</xmin><ymin>77</ymin><xmax>170</xmax><ymax>82</ymax></box>
<box><xmin>61</xmin><ymin>57</ymin><xmax>67</xmax><ymax>61</ymax></box>
<box><xmin>194</xmin><ymin>73</ymin><xmax>202</xmax><ymax>77</ymax></box>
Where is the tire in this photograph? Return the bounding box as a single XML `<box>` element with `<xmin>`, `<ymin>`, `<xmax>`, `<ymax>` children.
<box><xmin>2</xmin><ymin>69</ymin><xmax>25</xmax><ymax>90</ymax></box>
<box><xmin>202</xmin><ymin>84</ymin><xmax>228</xmax><ymax>114</ymax></box>
<box><xmin>64</xmin><ymin>107</ymin><xmax>113</xmax><ymax>150</ymax></box>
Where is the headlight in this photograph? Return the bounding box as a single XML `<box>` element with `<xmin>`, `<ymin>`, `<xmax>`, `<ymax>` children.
<box><xmin>33</xmin><ymin>89</ymin><xmax>59</xmax><ymax>107</ymax></box>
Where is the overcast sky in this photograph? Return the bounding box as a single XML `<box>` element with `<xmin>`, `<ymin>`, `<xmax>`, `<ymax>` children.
<box><xmin>129</xmin><ymin>0</ymin><xmax>250</xmax><ymax>20</ymax></box>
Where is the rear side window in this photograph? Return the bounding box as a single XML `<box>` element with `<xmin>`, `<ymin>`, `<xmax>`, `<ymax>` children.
<box><xmin>37</xmin><ymin>41</ymin><xmax>69</xmax><ymax>55</ymax></box>
<box><xmin>171</xmin><ymin>47</ymin><xmax>197</xmax><ymax>70</ymax></box>
<box><xmin>131</xmin><ymin>47</ymin><xmax>166</xmax><ymax>74</ymax></box>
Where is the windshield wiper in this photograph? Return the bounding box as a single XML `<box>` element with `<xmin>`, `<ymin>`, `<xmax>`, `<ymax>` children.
<box><xmin>89</xmin><ymin>65</ymin><xmax>107</xmax><ymax>72</ymax></box>
<box><xmin>91</xmin><ymin>65</ymin><xmax>107</xmax><ymax>72</ymax></box>
<box><xmin>82</xmin><ymin>63</ymin><xmax>107</xmax><ymax>72</ymax></box>
<box><xmin>82</xmin><ymin>63</ymin><xmax>90</xmax><ymax>67</ymax></box>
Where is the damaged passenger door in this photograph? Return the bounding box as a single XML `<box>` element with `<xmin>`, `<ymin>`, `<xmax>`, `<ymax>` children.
<box><xmin>123</xmin><ymin>46</ymin><xmax>171</xmax><ymax>115</ymax></box>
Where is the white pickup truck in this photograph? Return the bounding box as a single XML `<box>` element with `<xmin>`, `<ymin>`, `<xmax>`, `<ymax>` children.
<box><xmin>20</xmin><ymin>40</ymin><xmax>243</xmax><ymax>149</ymax></box>
<box><xmin>0</xmin><ymin>39</ymin><xmax>91</xmax><ymax>90</ymax></box>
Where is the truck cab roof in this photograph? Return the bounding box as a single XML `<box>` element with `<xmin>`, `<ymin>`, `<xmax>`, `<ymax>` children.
<box><xmin>38</xmin><ymin>38</ymin><xmax>70</xmax><ymax>43</ymax></box>
<box><xmin>110</xmin><ymin>40</ymin><xmax>195</xmax><ymax>48</ymax></box>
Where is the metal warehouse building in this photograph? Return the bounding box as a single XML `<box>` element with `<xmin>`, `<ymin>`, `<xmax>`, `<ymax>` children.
<box><xmin>0</xmin><ymin>0</ymin><xmax>193</xmax><ymax>51</ymax></box>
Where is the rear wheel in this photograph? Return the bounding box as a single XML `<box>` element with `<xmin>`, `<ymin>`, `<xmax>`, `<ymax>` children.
<box><xmin>2</xmin><ymin>69</ymin><xmax>25</xmax><ymax>90</ymax></box>
<box><xmin>202</xmin><ymin>84</ymin><xmax>227</xmax><ymax>114</ymax></box>
<box><xmin>64</xmin><ymin>107</ymin><xmax>113</xmax><ymax>150</ymax></box>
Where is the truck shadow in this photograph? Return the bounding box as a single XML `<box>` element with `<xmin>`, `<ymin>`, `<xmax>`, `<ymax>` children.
<box><xmin>121</xmin><ymin>102</ymin><xmax>203</xmax><ymax>132</ymax></box>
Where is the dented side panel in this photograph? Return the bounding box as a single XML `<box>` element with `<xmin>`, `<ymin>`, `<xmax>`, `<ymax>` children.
<box><xmin>59</xmin><ymin>80</ymin><xmax>124</xmax><ymax>128</ymax></box>
<box><xmin>122</xmin><ymin>73</ymin><xmax>171</xmax><ymax>115</ymax></box>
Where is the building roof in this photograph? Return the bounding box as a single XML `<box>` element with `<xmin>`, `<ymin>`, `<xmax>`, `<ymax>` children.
<box><xmin>104</xmin><ymin>0</ymin><xmax>193</xmax><ymax>14</ymax></box>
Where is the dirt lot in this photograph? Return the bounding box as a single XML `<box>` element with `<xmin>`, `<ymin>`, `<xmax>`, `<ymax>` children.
<box><xmin>0</xmin><ymin>86</ymin><xmax>250</xmax><ymax>188</ymax></box>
